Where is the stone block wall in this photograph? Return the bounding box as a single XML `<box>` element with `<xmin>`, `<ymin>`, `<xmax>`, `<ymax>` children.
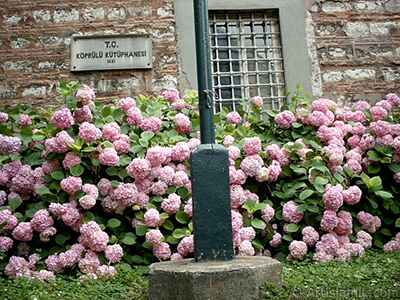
<box><xmin>306</xmin><ymin>0</ymin><xmax>400</xmax><ymax>105</ymax></box>
<box><xmin>0</xmin><ymin>0</ymin><xmax>177</xmax><ymax>107</ymax></box>
<box><xmin>0</xmin><ymin>0</ymin><xmax>399</xmax><ymax>107</ymax></box>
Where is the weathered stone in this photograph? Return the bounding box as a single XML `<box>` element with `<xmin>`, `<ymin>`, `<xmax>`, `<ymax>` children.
<box><xmin>36</xmin><ymin>35</ymin><xmax>61</xmax><ymax>46</ymax></box>
<box><xmin>382</xmin><ymin>67</ymin><xmax>400</xmax><ymax>81</ymax></box>
<box><xmin>22</xmin><ymin>85</ymin><xmax>46</xmax><ymax>97</ymax></box>
<box><xmin>321</xmin><ymin>2</ymin><xmax>352</xmax><ymax>13</ymax></box>
<box><xmin>370</xmin><ymin>22</ymin><xmax>396</xmax><ymax>36</ymax></box>
<box><xmin>38</xmin><ymin>62</ymin><xmax>55</xmax><ymax>70</ymax></box>
<box><xmin>128</xmin><ymin>6</ymin><xmax>152</xmax><ymax>17</ymax></box>
<box><xmin>343</xmin><ymin>69</ymin><xmax>376</xmax><ymax>80</ymax></box>
<box><xmin>3</xmin><ymin>14</ymin><xmax>21</xmax><ymax>25</ymax></box>
<box><xmin>108</xmin><ymin>7</ymin><xmax>126</xmax><ymax>21</ymax></box>
<box><xmin>396</xmin><ymin>47</ymin><xmax>400</xmax><ymax>56</ymax></box>
<box><xmin>329</xmin><ymin>47</ymin><xmax>347</xmax><ymax>58</ymax></box>
<box><xmin>157</xmin><ymin>3</ymin><xmax>173</xmax><ymax>18</ymax></box>
<box><xmin>83</xmin><ymin>8</ymin><xmax>105</xmax><ymax>21</ymax></box>
<box><xmin>152</xmin><ymin>75</ymin><xmax>178</xmax><ymax>91</ymax></box>
<box><xmin>9</xmin><ymin>37</ymin><xmax>30</xmax><ymax>49</ymax></box>
<box><xmin>355</xmin><ymin>1</ymin><xmax>384</xmax><ymax>12</ymax></box>
<box><xmin>53</xmin><ymin>9</ymin><xmax>79</xmax><ymax>23</ymax></box>
<box><xmin>0</xmin><ymin>84</ymin><xmax>17</xmax><ymax>98</ymax></box>
<box><xmin>2</xmin><ymin>61</ymin><xmax>32</xmax><ymax>71</ymax></box>
<box><xmin>322</xmin><ymin>71</ymin><xmax>343</xmax><ymax>83</ymax></box>
<box><xmin>33</xmin><ymin>10</ymin><xmax>51</xmax><ymax>22</ymax></box>
<box><xmin>386</xmin><ymin>0</ymin><xmax>400</xmax><ymax>13</ymax></box>
<box><xmin>343</xmin><ymin>22</ymin><xmax>370</xmax><ymax>37</ymax></box>
<box><xmin>149</xmin><ymin>257</ymin><xmax>282</xmax><ymax>300</ymax></box>
<box><xmin>369</xmin><ymin>47</ymin><xmax>394</xmax><ymax>57</ymax></box>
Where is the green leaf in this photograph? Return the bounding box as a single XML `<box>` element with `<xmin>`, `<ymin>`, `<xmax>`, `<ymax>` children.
<box><xmin>381</xmin><ymin>228</ymin><xmax>391</xmax><ymax>236</ymax></box>
<box><xmin>50</xmin><ymin>169</ymin><xmax>64</xmax><ymax>180</ymax></box>
<box><xmin>91</xmin><ymin>157</ymin><xmax>99</xmax><ymax>167</ymax></box>
<box><xmin>315</xmin><ymin>176</ymin><xmax>329</xmax><ymax>185</ymax></box>
<box><xmin>367</xmin><ymin>164</ymin><xmax>381</xmax><ymax>174</ymax></box>
<box><xmin>122</xmin><ymin>232</ymin><xmax>136</xmax><ymax>245</ymax></box>
<box><xmin>370</xmin><ymin>176</ymin><xmax>382</xmax><ymax>188</ymax></box>
<box><xmin>136</xmin><ymin>225</ymin><xmax>149</xmax><ymax>236</ymax></box>
<box><xmin>162</xmin><ymin>220</ymin><xmax>174</xmax><ymax>231</ymax></box>
<box><xmin>292</xmin><ymin>182</ymin><xmax>307</xmax><ymax>190</ymax></box>
<box><xmin>55</xmin><ymin>232</ymin><xmax>71</xmax><ymax>245</ymax></box>
<box><xmin>109</xmin><ymin>235</ymin><xmax>118</xmax><ymax>244</ymax></box>
<box><xmin>282</xmin><ymin>234</ymin><xmax>293</xmax><ymax>242</ymax></box>
<box><xmin>296</xmin><ymin>204</ymin><xmax>308</xmax><ymax>212</ymax></box>
<box><xmin>82</xmin><ymin>212</ymin><xmax>95</xmax><ymax>223</ymax></box>
<box><xmin>286</xmin><ymin>223</ymin><xmax>299</xmax><ymax>233</ymax></box>
<box><xmin>175</xmin><ymin>211</ymin><xmax>190</xmax><ymax>224</ymax></box>
<box><xmin>251</xmin><ymin>218</ymin><xmax>266</xmax><ymax>230</ymax></box>
<box><xmin>375</xmin><ymin>190</ymin><xmax>393</xmax><ymax>199</ymax></box>
<box><xmin>141</xmin><ymin>131</ymin><xmax>155</xmax><ymax>141</ymax></box>
<box><xmin>252</xmin><ymin>238</ymin><xmax>264</xmax><ymax>250</ymax></box>
<box><xmin>395</xmin><ymin>218</ymin><xmax>400</xmax><ymax>227</ymax></box>
<box><xmin>81</xmin><ymin>147</ymin><xmax>97</xmax><ymax>152</ymax></box>
<box><xmin>307</xmin><ymin>206</ymin><xmax>320</xmax><ymax>213</ymax></box>
<box><xmin>299</xmin><ymin>189</ymin><xmax>314</xmax><ymax>200</ymax></box>
<box><xmin>35</xmin><ymin>187</ymin><xmax>52</xmax><ymax>195</ymax></box>
<box><xmin>70</xmin><ymin>164</ymin><xmax>84</xmax><ymax>176</ymax></box>
<box><xmin>367</xmin><ymin>150</ymin><xmax>381</xmax><ymax>161</ymax></box>
<box><xmin>173</xmin><ymin>228</ymin><xmax>187</xmax><ymax>239</ymax></box>
<box><xmin>243</xmin><ymin>199</ymin><xmax>256</xmax><ymax>213</ymax></box>
<box><xmin>381</xmin><ymin>157</ymin><xmax>391</xmax><ymax>164</ymax></box>
<box><xmin>107</xmin><ymin>218</ymin><xmax>121</xmax><ymax>228</ymax></box>
<box><xmin>9</xmin><ymin>198</ymin><xmax>22</xmax><ymax>211</ymax></box>
<box><xmin>389</xmin><ymin>163</ymin><xmax>400</xmax><ymax>173</ymax></box>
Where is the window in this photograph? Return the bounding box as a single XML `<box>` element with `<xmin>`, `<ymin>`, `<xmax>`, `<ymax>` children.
<box><xmin>209</xmin><ymin>10</ymin><xmax>286</xmax><ymax>112</ymax></box>
<box><xmin>174</xmin><ymin>0</ymin><xmax>312</xmax><ymax>111</ymax></box>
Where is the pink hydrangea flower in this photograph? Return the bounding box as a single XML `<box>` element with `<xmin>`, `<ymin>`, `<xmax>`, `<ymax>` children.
<box><xmin>226</xmin><ymin>111</ymin><xmax>242</xmax><ymax>125</ymax></box>
<box><xmin>12</xmin><ymin>222</ymin><xmax>34</xmax><ymax>242</ymax></box>
<box><xmin>162</xmin><ymin>87</ymin><xmax>180</xmax><ymax>103</ymax></box>
<box><xmin>62</xmin><ymin>152</ymin><xmax>81</xmax><ymax>170</ymax></box>
<box><xmin>127</xmin><ymin>158</ymin><xmax>151</xmax><ymax>179</ymax></box>
<box><xmin>356</xmin><ymin>230</ymin><xmax>372</xmax><ymax>249</ymax></box>
<box><xmin>238</xmin><ymin>240</ymin><xmax>255</xmax><ymax>256</ymax></box>
<box><xmin>240</xmin><ymin>156</ymin><xmax>262</xmax><ymax>177</ymax></box>
<box><xmin>79</xmin><ymin>195</ymin><xmax>96</xmax><ymax>209</ymax></box>
<box><xmin>323</xmin><ymin>184</ymin><xmax>343</xmax><ymax>210</ymax></box>
<box><xmin>127</xmin><ymin>107</ymin><xmax>143</xmax><ymax>126</ymax></box>
<box><xmin>252</xmin><ymin>96</ymin><xmax>263</xmax><ymax>108</ymax></box>
<box><xmin>357</xmin><ymin>211</ymin><xmax>381</xmax><ymax>233</ymax></box>
<box><xmin>0</xmin><ymin>236</ymin><xmax>14</xmax><ymax>251</ymax></box>
<box><xmin>334</xmin><ymin>210</ymin><xmax>353</xmax><ymax>236</ymax></box>
<box><xmin>18</xmin><ymin>114</ymin><xmax>31</xmax><ymax>127</ymax></box>
<box><xmin>289</xmin><ymin>240</ymin><xmax>307</xmax><ymax>259</ymax></box>
<box><xmin>145</xmin><ymin>229</ymin><xmax>164</xmax><ymax>245</ymax></box>
<box><xmin>140</xmin><ymin>116</ymin><xmax>162</xmax><ymax>134</ymax></box>
<box><xmin>1</xmin><ymin>136</ymin><xmax>22</xmax><ymax>155</ymax></box>
<box><xmin>275</xmin><ymin>110</ymin><xmax>296</xmax><ymax>129</ymax></box>
<box><xmin>119</xmin><ymin>97</ymin><xmax>136</xmax><ymax>112</ymax></box>
<box><xmin>321</xmin><ymin>210</ymin><xmax>338</xmax><ymax>232</ymax></box>
<box><xmin>371</xmin><ymin>106</ymin><xmax>388</xmax><ymax>121</ymax></box>
<box><xmin>261</xmin><ymin>204</ymin><xmax>275</xmax><ymax>223</ymax></box>
<box><xmin>98</xmin><ymin>147</ymin><xmax>119</xmax><ymax>167</ymax></box>
<box><xmin>177</xmin><ymin>235</ymin><xmax>194</xmax><ymax>256</ymax></box>
<box><xmin>342</xmin><ymin>186</ymin><xmax>362</xmax><ymax>205</ymax></box>
<box><xmin>76</xmin><ymin>85</ymin><xmax>95</xmax><ymax>105</ymax></box>
<box><xmin>174</xmin><ymin>113</ymin><xmax>192</xmax><ymax>134</ymax></box>
<box><xmin>102</xmin><ymin>122</ymin><xmax>121</xmax><ymax>142</ymax></box>
<box><xmin>161</xmin><ymin>193</ymin><xmax>181</xmax><ymax>215</ymax></box>
<box><xmin>144</xmin><ymin>208</ymin><xmax>164</xmax><ymax>227</ymax></box>
<box><xmin>269</xmin><ymin>233</ymin><xmax>282</xmax><ymax>248</ymax></box>
<box><xmin>30</xmin><ymin>209</ymin><xmax>54</xmax><ymax>233</ymax></box>
<box><xmin>78</xmin><ymin>122</ymin><xmax>102</xmax><ymax>143</ymax></box>
<box><xmin>0</xmin><ymin>112</ymin><xmax>9</xmax><ymax>123</ymax></box>
<box><xmin>78</xmin><ymin>251</ymin><xmax>101</xmax><ymax>273</ymax></box>
<box><xmin>73</xmin><ymin>105</ymin><xmax>92</xmax><ymax>123</ymax></box>
<box><xmin>61</xmin><ymin>176</ymin><xmax>82</xmax><ymax>196</ymax></box>
<box><xmin>267</xmin><ymin>161</ymin><xmax>282</xmax><ymax>182</ymax></box>
<box><xmin>282</xmin><ymin>201</ymin><xmax>304</xmax><ymax>223</ymax></box>
<box><xmin>230</xmin><ymin>184</ymin><xmax>247</xmax><ymax>209</ymax></box>
<box><xmin>386</xmin><ymin>93</ymin><xmax>400</xmax><ymax>106</ymax></box>
<box><xmin>104</xmin><ymin>244</ymin><xmax>124</xmax><ymax>263</ymax></box>
<box><xmin>383</xmin><ymin>240</ymin><xmax>400</xmax><ymax>252</ymax></box>
<box><xmin>171</xmin><ymin>142</ymin><xmax>191</xmax><ymax>162</ymax></box>
<box><xmin>97</xmin><ymin>265</ymin><xmax>117</xmax><ymax>278</ymax></box>
<box><xmin>302</xmin><ymin>226</ymin><xmax>319</xmax><ymax>246</ymax></box>
<box><xmin>153</xmin><ymin>242</ymin><xmax>171</xmax><ymax>260</ymax></box>
<box><xmin>243</xmin><ymin>137</ymin><xmax>262</xmax><ymax>155</ymax></box>
<box><xmin>183</xmin><ymin>198</ymin><xmax>193</xmax><ymax>217</ymax></box>
<box><xmin>50</xmin><ymin>108</ymin><xmax>74</xmax><ymax>128</ymax></box>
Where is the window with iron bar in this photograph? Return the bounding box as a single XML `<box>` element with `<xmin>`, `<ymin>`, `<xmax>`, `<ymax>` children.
<box><xmin>209</xmin><ymin>10</ymin><xmax>286</xmax><ymax>113</ymax></box>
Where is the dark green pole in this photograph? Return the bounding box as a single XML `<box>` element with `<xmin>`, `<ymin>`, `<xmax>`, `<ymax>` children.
<box><xmin>194</xmin><ymin>0</ymin><xmax>215</xmax><ymax>144</ymax></box>
<box><xmin>191</xmin><ymin>0</ymin><xmax>234</xmax><ymax>262</ymax></box>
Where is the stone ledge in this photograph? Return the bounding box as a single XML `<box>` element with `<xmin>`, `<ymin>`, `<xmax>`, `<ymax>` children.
<box><xmin>149</xmin><ymin>256</ymin><xmax>282</xmax><ymax>300</ymax></box>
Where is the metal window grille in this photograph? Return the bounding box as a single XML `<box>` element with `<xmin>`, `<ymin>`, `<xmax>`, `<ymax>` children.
<box><xmin>209</xmin><ymin>10</ymin><xmax>286</xmax><ymax>112</ymax></box>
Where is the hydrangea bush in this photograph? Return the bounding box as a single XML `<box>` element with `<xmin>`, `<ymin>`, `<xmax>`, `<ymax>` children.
<box><xmin>0</xmin><ymin>82</ymin><xmax>399</xmax><ymax>281</ymax></box>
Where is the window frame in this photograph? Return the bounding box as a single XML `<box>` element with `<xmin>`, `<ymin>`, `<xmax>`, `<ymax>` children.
<box><xmin>174</xmin><ymin>0</ymin><xmax>312</xmax><ymax>104</ymax></box>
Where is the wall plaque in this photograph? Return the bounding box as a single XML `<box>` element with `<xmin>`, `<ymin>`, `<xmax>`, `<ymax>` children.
<box><xmin>71</xmin><ymin>34</ymin><xmax>152</xmax><ymax>71</ymax></box>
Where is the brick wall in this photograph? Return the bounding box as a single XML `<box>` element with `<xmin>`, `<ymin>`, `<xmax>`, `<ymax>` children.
<box><xmin>0</xmin><ymin>0</ymin><xmax>399</xmax><ymax>107</ymax></box>
<box><xmin>306</xmin><ymin>0</ymin><xmax>400</xmax><ymax>105</ymax></box>
<box><xmin>0</xmin><ymin>0</ymin><xmax>177</xmax><ymax>107</ymax></box>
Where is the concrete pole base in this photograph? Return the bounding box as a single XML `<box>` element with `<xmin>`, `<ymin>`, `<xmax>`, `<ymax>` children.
<box><xmin>149</xmin><ymin>256</ymin><xmax>282</xmax><ymax>300</ymax></box>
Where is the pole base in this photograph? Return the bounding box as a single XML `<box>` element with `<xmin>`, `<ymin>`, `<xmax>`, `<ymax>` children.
<box><xmin>149</xmin><ymin>256</ymin><xmax>282</xmax><ymax>300</ymax></box>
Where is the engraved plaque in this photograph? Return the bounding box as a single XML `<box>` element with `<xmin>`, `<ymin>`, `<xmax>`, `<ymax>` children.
<box><xmin>71</xmin><ymin>34</ymin><xmax>152</xmax><ymax>71</ymax></box>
